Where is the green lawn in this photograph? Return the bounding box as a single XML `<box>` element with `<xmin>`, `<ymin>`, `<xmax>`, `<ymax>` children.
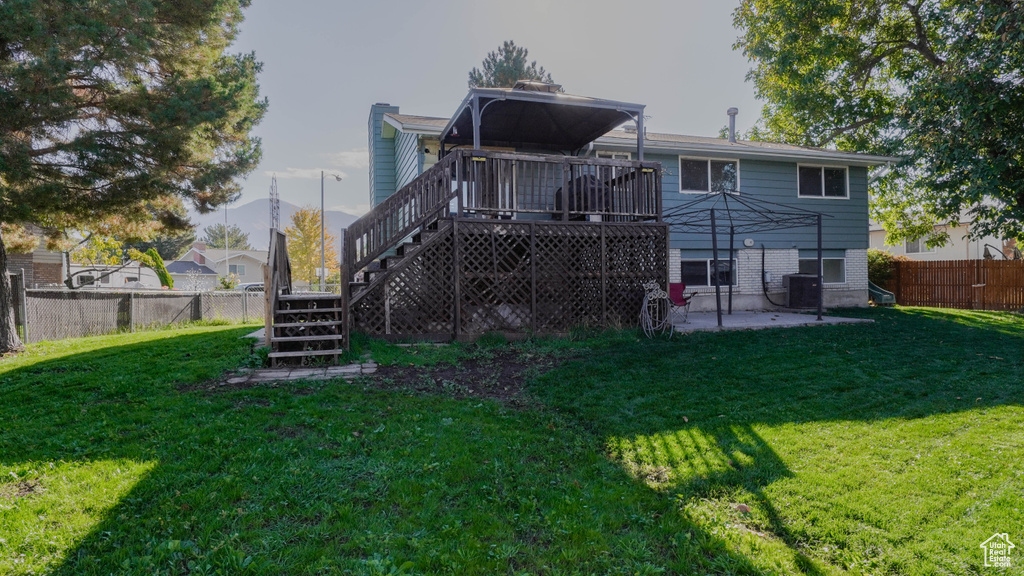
<box><xmin>0</xmin><ymin>308</ymin><xmax>1021</xmax><ymax>575</ymax></box>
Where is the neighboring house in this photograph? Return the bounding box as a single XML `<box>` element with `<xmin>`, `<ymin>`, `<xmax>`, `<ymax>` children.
<box><xmin>174</xmin><ymin>242</ymin><xmax>267</xmax><ymax>285</ymax></box>
<box><xmin>68</xmin><ymin>263</ymin><xmax>162</xmax><ymax>289</ymax></box>
<box><xmin>6</xmin><ymin>225</ymin><xmax>64</xmax><ymax>288</ymax></box>
<box><xmin>869</xmin><ymin>218</ymin><xmax>1015</xmax><ymax>261</ymax></box>
<box><xmin>165</xmin><ymin>260</ymin><xmax>219</xmax><ymax>291</ymax></box>
<box><xmin>369</xmin><ymin>96</ymin><xmax>895</xmax><ymax>310</ymax></box>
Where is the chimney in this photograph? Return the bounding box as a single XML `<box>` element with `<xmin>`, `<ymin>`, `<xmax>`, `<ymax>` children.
<box><xmin>727</xmin><ymin>108</ymin><xmax>739</xmax><ymax>143</ymax></box>
<box><xmin>193</xmin><ymin>242</ymin><xmax>206</xmax><ymax>264</ymax></box>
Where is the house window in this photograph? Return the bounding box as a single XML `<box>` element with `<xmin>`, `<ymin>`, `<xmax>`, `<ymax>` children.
<box><xmin>229</xmin><ymin>264</ymin><xmax>245</xmax><ymax>276</ymax></box>
<box><xmin>78</xmin><ymin>275</ymin><xmax>95</xmax><ymax>287</ymax></box>
<box><xmin>905</xmin><ymin>238</ymin><xmax>933</xmax><ymax>253</ymax></box>
<box><xmin>679</xmin><ymin>158</ymin><xmax>738</xmax><ymax>193</ymax></box>
<box><xmin>798</xmin><ymin>166</ymin><xmax>848</xmax><ymax>198</ymax></box>
<box><xmin>798</xmin><ymin>258</ymin><xmax>846</xmax><ymax>284</ymax></box>
<box><xmin>680</xmin><ymin>259</ymin><xmax>737</xmax><ymax>287</ymax></box>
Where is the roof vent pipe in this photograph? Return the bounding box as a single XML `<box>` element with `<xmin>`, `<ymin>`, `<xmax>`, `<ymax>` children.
<box><xmin>727</xmin><ymin>107</ymin><xmax>739</xmax><ymax>143</ymax></box>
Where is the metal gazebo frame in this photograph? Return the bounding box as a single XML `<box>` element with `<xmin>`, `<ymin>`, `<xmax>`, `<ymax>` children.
<box><xmin>662</xmin><ymin>190</ymin><xmax>833</xmax><ymax>327</ymax></box>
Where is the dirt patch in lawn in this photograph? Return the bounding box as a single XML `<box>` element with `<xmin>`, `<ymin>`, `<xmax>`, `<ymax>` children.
<box><xmin>0</xmin><ymin>480</ymin><xmax>44</xmax><ymax>500</ymax></box>
<box><xmin>369</xmin><ymin>349</ymin><xmax>564</xmax><ymax>407</ymax></box>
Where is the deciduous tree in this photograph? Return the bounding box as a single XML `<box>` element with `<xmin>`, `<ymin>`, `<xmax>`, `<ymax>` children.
<box><xmin>734</xmin><ymin>0</ymin><xmax>1024</xmax><ymax>245</ymax></box>
<box><xmin>284</xmin><ymin>206</ymin><xmax>338</xmax><ymax>287</ymax></box>
<box><xmin>0</xmin><ymin>0</ymin><xmax>266</xmax><ymax>352</ymax></box>
<box><xmin>468</xmin><ymin>40</ymin><xmax>556</xmax><ymax>88</ymax></box>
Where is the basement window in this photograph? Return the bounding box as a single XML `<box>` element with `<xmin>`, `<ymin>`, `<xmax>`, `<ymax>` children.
<box><xmin>680</xmin><ymin>259</ymin><xmax>737</xmax><ymax>287</ymax></box>
<box><xmin>798</xmin><ymin>257</ymin><xmax>846</xmax><ymax>284</ymax></box>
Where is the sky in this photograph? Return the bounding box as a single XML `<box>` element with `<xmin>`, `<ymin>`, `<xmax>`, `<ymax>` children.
<box><xmin>228</xmin><ymin>0</ymin><xmax>761</xmax><ymax>217</ymax></box>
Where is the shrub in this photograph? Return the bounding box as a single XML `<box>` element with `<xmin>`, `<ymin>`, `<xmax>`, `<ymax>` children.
<box><xmin>867</xmin><ymin>248</ymin><xmax>909</xmax><ymax>289</ymax></box>
<box><xmin>146</xmin><ymin>248</ymin><xmax>174</xmax><ymax>289</ymax></box>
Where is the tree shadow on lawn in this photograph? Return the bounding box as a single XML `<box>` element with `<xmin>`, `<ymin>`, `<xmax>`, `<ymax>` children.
<box><xmin>0</xmin><ymin>328</ymin><xmax>783</xmax><ymax>575</ymax></box>
<box><xmin>532</xmin><ymin>306</ymin><xmax>1024</xmax><ymax>574</ymax></box>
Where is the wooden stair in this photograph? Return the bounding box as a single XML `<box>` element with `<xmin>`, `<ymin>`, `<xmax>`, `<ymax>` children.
<box><xmin>268</xmin><ymin>293</ymin><xmax>344</xmax><ymax>366</ymax></box>
<box><xmin>349</xmin><ymin>218</ymin><xmax>448</xmax><ymax>305</ymax></box>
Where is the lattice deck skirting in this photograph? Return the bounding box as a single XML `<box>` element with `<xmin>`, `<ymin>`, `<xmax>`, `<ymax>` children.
<box><xmin>352</xmin><ymin>219</ymin><xmax>668</xmax><ymax>340</ymax></box>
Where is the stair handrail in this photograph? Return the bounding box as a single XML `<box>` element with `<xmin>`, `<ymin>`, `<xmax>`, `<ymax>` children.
<box><xmin>264</xmin><ymin>229</ymin><xmax>292</xmax><ymax>333</ymax></box>
<box><xmin>345</xmin><ymin>151</ymin><xmax>460</xmax><ymax>274</ymax></box>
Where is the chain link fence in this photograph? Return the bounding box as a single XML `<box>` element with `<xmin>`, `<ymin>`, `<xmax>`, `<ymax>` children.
<box><xmin>21</xmin><ymin>289</ymin><xmax>264</xmax><ymax>343</ymax></box>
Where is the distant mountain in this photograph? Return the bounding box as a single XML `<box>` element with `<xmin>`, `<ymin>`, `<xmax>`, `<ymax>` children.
<box><xmin>190</xmin><ymin>198</ymin><xmax>359</xmax><ymax>250</ymax></box>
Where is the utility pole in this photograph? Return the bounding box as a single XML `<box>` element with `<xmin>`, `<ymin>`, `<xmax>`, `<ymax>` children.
<box><xmin>321</xmin><ymin>171</ymin><xmax>325</xmax><ymax>292</ymax></box>
<box><xmin>321</xmin><ymin>171</ymin><xmax>342</xmax><ymax>292</ymax></box>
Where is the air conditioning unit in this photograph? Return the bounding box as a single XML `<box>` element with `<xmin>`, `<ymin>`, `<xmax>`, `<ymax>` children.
<box><xmin>784</xmin><ymin>274</ymin><xmax>819</xmax><ymax>309</ymax></box>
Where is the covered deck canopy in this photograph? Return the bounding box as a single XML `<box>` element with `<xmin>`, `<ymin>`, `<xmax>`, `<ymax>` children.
<box><xmin>439</xmin><ymin>83</ymin><xmax>647</xmax><ymax>159</ymax></box>
<box><xmin>663</xmin><ymin>191</ymin><xmax>832</xmax><ymax>326</ymax></box>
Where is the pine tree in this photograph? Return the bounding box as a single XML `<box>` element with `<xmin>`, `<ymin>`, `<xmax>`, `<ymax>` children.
<box><xmin>0</xmin><ymin>0</ymin><xmax>267</xmax><ymax>352</ymax></box>
<box><xmin>200</xmin><ymin>224</ymin><xmax>253</xmax><ymax>251</ymax></box>
<box><xmin>468</xmin><ymin>40</ymin><xmax>556</xmax><ymax>89</ymax></box>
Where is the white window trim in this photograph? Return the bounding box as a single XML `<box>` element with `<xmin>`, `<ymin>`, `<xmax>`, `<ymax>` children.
<box><xmin>680</xmin><ymin>258</ymin><xmax>738</xmax><ymax>287</ymax></box>
<box><xmin>229</xmin><ymin>264</ymin><xmax>246</xmax><ymax>276</ymax></box>
<box><xmin>679</xmin><ymin>157</ymin><xmax>741</xmax><ymax>194</ymax></box>
<box><xmin>797</xmin><ymin>164</ymin><xmax>849</xmax><ymax>199</ymax></box>
<box><xmin>798</xmin><ymin>257</ymin><xmax>847</xmax><ymax>285</ymax></box>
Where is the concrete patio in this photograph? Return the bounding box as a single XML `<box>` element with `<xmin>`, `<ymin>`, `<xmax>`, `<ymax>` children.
<box><xmin>672</xmin><ymin>310</ymin><xmax>874</xmax><ymax>332</ymax></box>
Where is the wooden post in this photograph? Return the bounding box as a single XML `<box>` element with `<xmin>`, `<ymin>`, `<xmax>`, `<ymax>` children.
<box><xmin>562</xmin><ymin>160</ymin><xmax>570</xmax><ymax>221</ymax></box>
<box><xmin>601</xmin><ymin>223</ymin><xmax>607</xmax><ymax>325</ymax></box>
<box><xmin>263</xmin><ymin>262</ymin><xmax>272</xmax><ymax>349</ymax></box>
<box><xmin>452</xmin><ymin>218</ymin><xmax>461</xmax><ymax>339</ymax></box>
<box><xmin>530</xmin><ymin>221</ymin><xmax>537</xmax><ymax>333</ymax></box>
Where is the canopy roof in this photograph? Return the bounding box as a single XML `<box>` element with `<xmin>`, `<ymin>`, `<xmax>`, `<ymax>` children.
<box><xmin>662</xmin><ymin>190</ymin><xmax>832</xmax><ymax>234</ymax></box>
<box><xmin>439</xmin><ymin>85</ymin><xmax>646</xmax><ymax>155</ymax></box>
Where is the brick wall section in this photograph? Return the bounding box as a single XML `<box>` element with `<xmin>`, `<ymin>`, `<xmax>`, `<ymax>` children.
<box><xmin>33</xmin><ymin>262</ymin><xmax>64</xmax><ymax>287</ymax></box>
<box><xmin>842</xmin><ymin>249</ymin><xmax>868</xmax><ymax>291</ymax></box>
<box><xmin>669</xmin><ymin>247</ymin><xmax>869</xmax><ymax>295</ymax></box>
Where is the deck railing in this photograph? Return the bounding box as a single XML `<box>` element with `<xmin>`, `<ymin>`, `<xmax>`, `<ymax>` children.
<box><xmin>344</xmin><ymin>150</ymin><xmax>662</xmax><ymax>279</ymax></box>
<box><xmin>455</xmin><ymin>150</ymin><xmax>662</xmax><ymax>222</ymax></box>
<box><xmin>346</xmin><ymin>152</ymin><xmax>459</xmax><ymax>274</ymax></box>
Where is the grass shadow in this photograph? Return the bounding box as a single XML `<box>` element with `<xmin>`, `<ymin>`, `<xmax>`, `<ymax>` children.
<box><xmin>531</xmin><ymin>306</ymin><xmax>1024</xmax><ymax>574</ymax></box>
<box><xmin>1</xmin><ymin>327</ymin><xmax>777</xmax><ymax>575</ymax></box>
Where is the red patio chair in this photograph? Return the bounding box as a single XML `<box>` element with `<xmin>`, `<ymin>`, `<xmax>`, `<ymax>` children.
<box><xmin>669</xmin><ymin>283</ymin><xmax>697</xmax><ymax>324</ymax></box>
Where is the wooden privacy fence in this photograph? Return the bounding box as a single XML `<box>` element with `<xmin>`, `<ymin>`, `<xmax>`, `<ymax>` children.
<box><xmin>893</xmin><ymin>260</ymin><xmax>1024</xmax><ymax>310</ymax></box>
